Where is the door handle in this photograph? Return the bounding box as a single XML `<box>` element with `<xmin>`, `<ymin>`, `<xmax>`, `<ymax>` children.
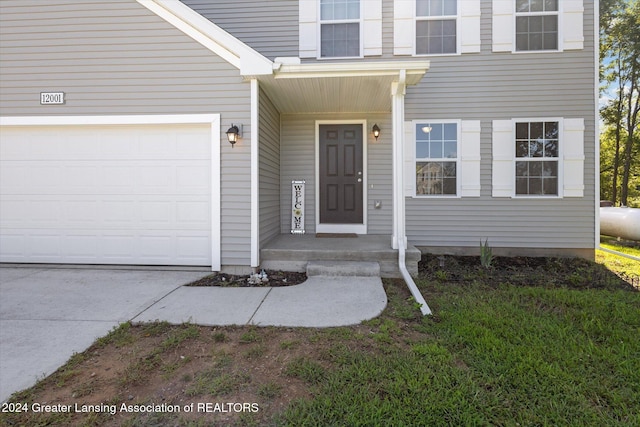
<box><xmin>357</xmin><ymin>178</ymin><xmax>362</xmax><ymax>183</ymax></box>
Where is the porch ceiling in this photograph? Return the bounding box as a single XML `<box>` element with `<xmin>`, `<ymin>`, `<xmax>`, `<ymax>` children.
<box><xmin>256</xmin><ymin>60</ymin><xmax>430</xmax><ymax>114</ymax></box>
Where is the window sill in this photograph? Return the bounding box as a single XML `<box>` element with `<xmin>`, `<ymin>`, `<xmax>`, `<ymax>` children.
<box><xmin>412</xmin><ymin>52</ymin><xmax>460</xmax><ymax>58</ymax></box>
<box><xmin>317</xmin><ymin>55</ymin><xmax>364</xmax><ymax>60</ymax></box>
<box><xmin>412</xmin><ymin>195</ymin><xmax>461</xmax><ymax>199</ymax></box>
<box><xmin>512</xmin><ymin>195</ymin><xmax>562</xmax><ymax>199</ymax></box>
<box><xmin>512</xmin><ymin>49</ymin><xmax>562</xmax><ymax>54</ymax></box>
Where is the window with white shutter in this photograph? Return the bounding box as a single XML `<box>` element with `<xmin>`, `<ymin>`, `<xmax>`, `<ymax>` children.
<box><xmin>405</xmin><ymin>119</ymin><xmax>480</xmax><ymax>198</ymax></box>
<box><xmin>394</xmin><ymin>0</ymin><xmax>480</xmax><ymax>56</ymax></box>
<box><xmin>492</xmin><ymin>118</ymin><xmax>584</xmax><ymax>198</ymax></box>
<box><xmin>492</xmin><ymin>0</ymin><xmax>584</xmax><ymax>52</ymax></box>
<box><xmin>299</xmin><ymin>0</ymin><xmax>381</xmax><ymax>58</ymax></box>
<box><xmin>320</xmin><ymin>0</ymin><xmax>361</xmax><ymax>58</ymax></box>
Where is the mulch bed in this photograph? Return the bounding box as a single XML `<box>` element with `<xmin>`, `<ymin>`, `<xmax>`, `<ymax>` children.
<box><xmin>418</xmin><ymin>254</ymin><xmax>637</xmax><ymax>291</ymax></box>
<box><xmin>186</xmin><ymin>255</ymin><xmax>636</xmax><ymax>291</ymax></box>
<box><xmin>186</xmin><ymin>269</ymin><xmax>307</xmax><ymax>287</ymax></box>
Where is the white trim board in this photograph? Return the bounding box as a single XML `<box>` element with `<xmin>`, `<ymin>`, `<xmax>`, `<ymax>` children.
<box><xmin>0</xmin><ymin>114</ymin><xmax>220</xmax><ymax>126</ymax></box>
<box><xmin>315</xmin><ymin>120</ymin><xmax>368</xmax><ymax>235</ymax></box>
<box><xmin>135</xmin><ymin>0</ymin><xmax>272</xmax><ymax>76</ymax></box>
<box><xmin>0</xmin><ymin>114</ymin><xmax>222</xmax><ymax>271</ymax></box>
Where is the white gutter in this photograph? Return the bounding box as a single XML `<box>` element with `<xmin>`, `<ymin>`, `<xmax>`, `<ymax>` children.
<box><xmin>392</xmin><ymin>73</ymin><xmax>431</xmax><ymax>316</ymax></box>
<box><xmin>273</xmin><ymin>60</ymin><xmax>429</xmax><ymax>84</ymax></box>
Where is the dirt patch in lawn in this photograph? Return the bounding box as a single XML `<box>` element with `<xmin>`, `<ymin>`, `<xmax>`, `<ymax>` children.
<box><xmin>1</xmin><ymin>279</ymin><xmax>424</xmax><ymax>427</ymax></box>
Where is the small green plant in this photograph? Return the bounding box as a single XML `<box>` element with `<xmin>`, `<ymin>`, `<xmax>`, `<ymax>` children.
<box><xmin>279</xmin><ymin>339</ymin><xmax>300</xmax><ymax>349</ymax></box>
<box><xmin>435</xmin><ymin>270</ymin><xmax>448</xmax><ymax>281</ymax></box>
<box><xmin>95</xmin><ymin>322</ymin><xmax>134</xmax><ymax>348</ymax></box>
<box><xmin>244</xmin><ymin>344</ymin><xmax>266</xmax><ymax>359</ymax></box>
<box><xmin>212</xmin><ymin>331</ymin><xmax>227</xmax><ymax>343</ymax></box>
<box><xmin>285</xmin><ymin>357</ymin><xmax>326</xmax><ymax>384</ymax></box>
<box><xmin>239</xmin><ymin>328</ymin><xmax>260</xmax><ymax>344</ymax></box>
<box><xmin>257</xmin><ymin>382</ymin><xmax>283</xmax><ymax>399</ymax></box>
<box><xmin>480</xmin><ymin>238</ymin><xmax>493</xmax><ymax>269</ymax></box>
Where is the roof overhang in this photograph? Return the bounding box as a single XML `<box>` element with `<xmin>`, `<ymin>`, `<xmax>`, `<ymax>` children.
<box><xmin>137</xmin><ymin>0</ymin><xmax>429</xmax><ymax>113</ymax></box>
<box><xmin>259</xmin><ymin>60</ymin><xmax>430</xmax><ymax>114</ymax></box>
<box><xmin>136</xmin><ymin>0</ymin><xmax>272</xmax><ymax>76</ymax></box>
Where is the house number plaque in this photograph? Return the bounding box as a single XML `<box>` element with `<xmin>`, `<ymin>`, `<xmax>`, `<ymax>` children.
<box><xmin>40</xmin><ymin>92</ymin><xmax>65</xmax><ymax>105</ymax></box>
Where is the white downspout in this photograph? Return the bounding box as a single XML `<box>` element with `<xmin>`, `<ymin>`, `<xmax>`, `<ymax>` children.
<box><xmin>392</xmin><ymin>73</ymin><xmax>431</xmax><ymax>316</ymax></box>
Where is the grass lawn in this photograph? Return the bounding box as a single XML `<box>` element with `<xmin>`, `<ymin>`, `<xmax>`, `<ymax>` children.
<box><xmin>598</xmin><ymin>236</ymin><xmax>640</xmax><ymax>288</ymax></box>
<box><xmin>1</xmin><ymin>253</ymin><xmax>639</xmax><ymax>426</ymax></box>
<box><xmin>600</xmin><ymin>235</ymin><xmax>640</xmax><ymax>258</ymax></box>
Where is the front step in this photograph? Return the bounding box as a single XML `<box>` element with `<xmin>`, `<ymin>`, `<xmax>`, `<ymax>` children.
<box><xmin>260</xmin><ymin>235</ymin><xmax>421</xmax><ymax>278</ymax></box>
<box><xmin>306</xmin><ymin>261</ymin><xmax>380</xmax><ymax>277</ymax></box>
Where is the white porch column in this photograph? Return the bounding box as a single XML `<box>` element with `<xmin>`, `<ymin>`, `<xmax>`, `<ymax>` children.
<box><xmin>391</xmin><ymin>71</ymin><xmax>407</xmax><ymax>250</ymax></box>
<box><xmin>250</xmin><ymin>78</ymin><xmax>260</xmax><ymax>267</ymax></box>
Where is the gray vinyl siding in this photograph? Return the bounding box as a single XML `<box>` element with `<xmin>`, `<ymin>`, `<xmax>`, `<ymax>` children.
<box><xmin>0</xmin><ymin>0</ymin><xmax>253</xmax><ymax>267</ymax></box>
<box><xmin>403</xmin><ymin>0</ymin><xmax>596</xmax><ymax>250</ymax></box>
<box><xmin>280</xmin><ymin>113</ymin><xmax>392</xmax><ymax>234</ymax></box>
<box><xmin>180</xmin><ymin>0</ymin><xmax>298</xmax><ymax>60</ymax></box>
<box><xmin>259</xmin><ymin>87</ymin><xmax>281</xmax><ymax>246</ymax></box>
<box><xmin>280</xmin><ymin>115</ymin><xmax>316</xmax><ymax>232</ymax></box>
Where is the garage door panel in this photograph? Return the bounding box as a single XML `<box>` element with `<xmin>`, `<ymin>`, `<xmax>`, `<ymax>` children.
<box><xmin>0</xmin><ymin>124</ymin><xmax>212</xmax><ymax>266</ymax></box>
<box><xmin>0</xmin><ymin>165</ymin><xmax>31</xmax><ymax>194</ymax></box>
<box><xmin>176</xmin><ymin>132</ymin><xmax>211</xmax><ymax>159</ymax></box>
<box><xmin>102</xmin><ymin>234</ymin><xmax>136</xmax><ymax>261</ymax></box>
<box><xmin>65</xmin><ymin>235</ymin><xmax>99</xmax><ymax>259</ymax></box>
<box><xmin>177</xmin><ymin>236</ymin><xmax>210</xmax><ymax>264</ymax></box>
<box><xmin>0</xmin><ymin>234</ymin><xmax>24</xmax><ymax>257</ymax></box>
<box><xmin>138</xmin><ymin>235</ymin><xmax>173</xmax><ymax>262</ymax></box>
<box><xmin>137</xmin><ymin>201</ymin><xmax>173</xmax><ymax>226</ymax></box>
<box><xmin>30</xmin><ymin>234</ymin><xmax>63</xmax><ymax>259</ymax></box>
<box><xmin>177</xmin><ymin>201</ymin><xmax>209</xmax><ymax>226</ymax></box>
<box><xmin>64</xmin><ymin>201</ymin><xmax>99</xmax><ymax>224</ymax></box>
<box><xmin>29</xmin><ymin>201</ymin><xmax>63</xmax><ymax>227</ymax></box>
<box><xmin>0</xmin><ymin>198</ymin><xmax>29</xmax><ymax>226</ymax></box>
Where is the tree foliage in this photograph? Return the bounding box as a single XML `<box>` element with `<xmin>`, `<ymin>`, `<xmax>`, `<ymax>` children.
<box><xmin>600</xmin><ymin>0</ymin><xmax>640</xmax><ymax>207</ymax></box>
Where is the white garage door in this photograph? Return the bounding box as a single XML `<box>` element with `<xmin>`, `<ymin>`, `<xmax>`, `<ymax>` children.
<box><xmin>0</xmin><ymin>123</ymin><xmax>212</xmax><ymax>265</ymax></box>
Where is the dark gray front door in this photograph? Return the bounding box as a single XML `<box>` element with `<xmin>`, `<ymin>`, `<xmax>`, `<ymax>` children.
<box><xmin>319</xmin><ymin>124</ymin><xmax>363</xmax><ymax>224</ymax></box>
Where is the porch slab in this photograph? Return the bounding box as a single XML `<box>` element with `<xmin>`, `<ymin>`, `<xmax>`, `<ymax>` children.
<box><xmin>260</xmin><ymin>234</ymin><xmax>420</xmax><ymax>278</ymax></box>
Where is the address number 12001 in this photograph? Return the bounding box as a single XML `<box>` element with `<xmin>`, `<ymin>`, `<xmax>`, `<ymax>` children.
<box><xmin>40</xmin><ymin>92</ymin><xmax>65</xmax><ymax>105</ymax></box>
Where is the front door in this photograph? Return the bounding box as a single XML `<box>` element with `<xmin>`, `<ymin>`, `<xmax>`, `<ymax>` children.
<box><xmin>319</xmin><ymin>124</ymin><xmax>363</xmax><ymax>226</ymax></box>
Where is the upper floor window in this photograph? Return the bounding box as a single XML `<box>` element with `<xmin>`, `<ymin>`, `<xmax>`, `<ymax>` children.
<box><xmin>415</xmin><ymin>0</ymin><xmax>458</xmax><ymax>55</ymax></box>
<box><xmin>515</xmin><ymin>0</ymin><xmax>558</xmax><ymax>51</ymax></box>
<box><xmin>320</xmin><ymin>0</ymin><xmax>361</xmax><ymax>58</ymax></box>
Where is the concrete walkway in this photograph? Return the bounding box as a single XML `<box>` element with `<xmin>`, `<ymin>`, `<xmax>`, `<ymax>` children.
<box><xmin>0</xmin><ymin>265</ymin><xmax>386</xmax><ymax>403</ymax></box>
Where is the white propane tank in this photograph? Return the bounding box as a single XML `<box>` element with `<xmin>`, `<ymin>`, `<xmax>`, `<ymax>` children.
<box><xmin>600</xmin><ymin>207</ymin><xmax>640</xmax><ymax>241</ymax></box>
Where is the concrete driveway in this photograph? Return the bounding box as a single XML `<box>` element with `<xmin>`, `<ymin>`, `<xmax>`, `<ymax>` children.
<box><xmin>0</xmin><ymin>266</ymin><xmax>208</xmax><ymax>403</ymax></box>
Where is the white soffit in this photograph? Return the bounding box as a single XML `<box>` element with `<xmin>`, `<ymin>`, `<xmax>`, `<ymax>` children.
<box><xmin>136</xmin><ymin>0</ymin><xmax>272</xmax><ymax>76</ymax></box>
<box><xmin>273</xmin><ymin>61</ymin><xmax>429</xmax><ymax>85</ymax></box>
<box><xmin>264</xmin><ymin>61</ymin><xmax>430</xmax><ymax>113</ymax></box>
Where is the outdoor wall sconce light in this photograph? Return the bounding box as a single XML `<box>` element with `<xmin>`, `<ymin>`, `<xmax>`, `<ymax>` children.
<box><xmin>226</xmin><ymin>124</ymin><xmax>241</xmax><ymax>146</ymax></box>
<box><xmin>372</xmin><ymin>124</ymin><xmax>380</xmax><ymax>140</ymax></box>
